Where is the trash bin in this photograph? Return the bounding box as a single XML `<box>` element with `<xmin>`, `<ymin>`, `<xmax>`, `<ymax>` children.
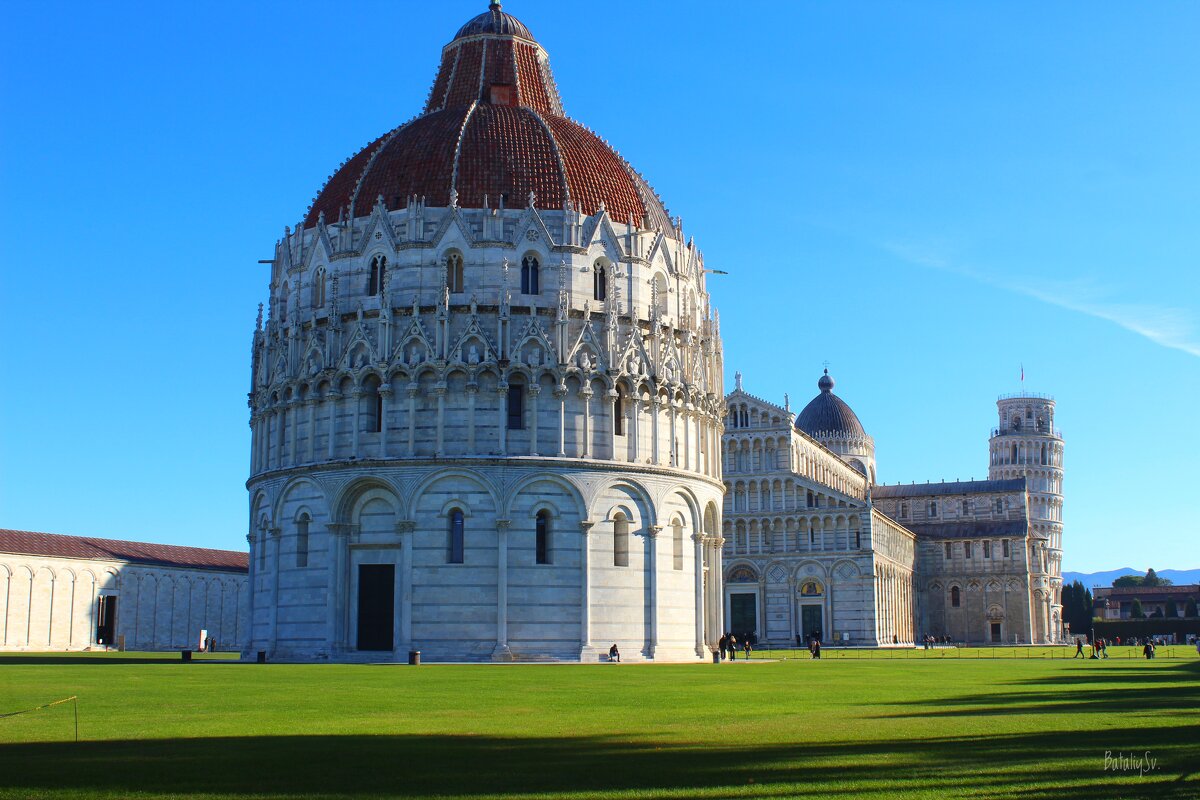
<box><xmin>181</xmin><ymin>649</ymin><xmax>192</xmax><ymax>662</ymax></box>
<box><xmin>711</xmin><ymin>651</ymin><xmax>720</xmax><ymax>664</ymax></box>
<box><xmin>408</xmin><ymin>650</ymin><xmax>421</xmax><ymax>666</ymax></box>
<box><xmin>256</xmin><ymin>650</ymin><xmax>267</xmax><ymax>664</ymax></box>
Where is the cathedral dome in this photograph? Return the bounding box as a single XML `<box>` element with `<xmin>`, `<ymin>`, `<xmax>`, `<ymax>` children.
<box><xmin>795</xmin><ymin>369</ymin><xmax>869</xmax><ymax>440</ymax></box>
<box><xmin>455</xmin><ymin>2</ymin><xmax>534</xmax><ymax>40</ymax></box>
<box><xmin>302</xmin><ymin>3</ymin><xmax>672</xmax><ymax>232</ymax></box>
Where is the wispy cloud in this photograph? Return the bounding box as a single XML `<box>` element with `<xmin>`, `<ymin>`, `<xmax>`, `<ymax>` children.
<box><xmin>885</xmin><ymin>241</ymin><xmax>1200</xmax><ymax>358</ymax></box>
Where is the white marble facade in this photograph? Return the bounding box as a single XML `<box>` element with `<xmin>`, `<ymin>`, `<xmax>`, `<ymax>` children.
<box><xmin>0</xmin><ymin>542</ymin><xmax>248</xmax><ymax>652</ymax></box>
<box><xmin>246</xmin><ymin>207</ymin><xmax>726</xmax><ymax>661</ymax></box>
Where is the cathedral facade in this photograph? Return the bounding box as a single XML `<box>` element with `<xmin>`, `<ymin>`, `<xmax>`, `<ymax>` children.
<box><xmin>722</xmin><ymin>373</ymin><xmax>1064</xmax><ymax>646</ymax></box>
<box><xmin>244</xmin><ymin>4</ymin><xmax>724</xmax><ymax>662</ymax></box>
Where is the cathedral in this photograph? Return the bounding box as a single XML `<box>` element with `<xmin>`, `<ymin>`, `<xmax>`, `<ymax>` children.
<box><xmin>243</xmin><ymin>3</ymin><xmax>1064</xmax><ymax>662</ymax></box>
<box><xmin>723</xmin><ymin>372</ymin><xmax>1064</xmax><ymax>646</ymax></box>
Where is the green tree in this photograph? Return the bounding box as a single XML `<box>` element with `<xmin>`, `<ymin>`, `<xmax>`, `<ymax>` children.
<box><xmin>1165</xmin><ymin>600</ymin><xmax>1178</xmax><ymax>618</ymax></box>
<box><xmin>1113</xmin><ymin>575</ymin><xmax>1144</xmax><ymax>587</ymax></box>
<box><xmin>1187</xmin><ymin>597</ymin><xmax>1198</xmax><ymax>618</ymax></box>
<box><xmin>1131</xmin><ymin>598</ymin><xmax>1145</xmax><ymax>618</ymax></box>
<box><xmin>1061</xmin><ymin>580</ymin><xmax>1094</xmax><ymax>634</ymax></box>
<box><xmin>1143</xmin><ymin>568</ymin><xmax>1172</xmax><ymax>587</ymax></box>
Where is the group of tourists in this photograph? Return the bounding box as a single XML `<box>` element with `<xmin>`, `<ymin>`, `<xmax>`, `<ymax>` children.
<box><xmin>717</xmin><ymin>633</ymin><xmax>753</xmax><ymax>660</ymax></box>
<box><xmin>920</xmin><ymin>634</ymin><xmax>952</xmax><ymax>649</ymax></box>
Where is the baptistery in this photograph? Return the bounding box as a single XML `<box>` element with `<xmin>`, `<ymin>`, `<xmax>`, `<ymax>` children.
<box><xmin>246</xmin><ymin>3</ymin><xmax>725</xmax><ymax>661</ymax></box>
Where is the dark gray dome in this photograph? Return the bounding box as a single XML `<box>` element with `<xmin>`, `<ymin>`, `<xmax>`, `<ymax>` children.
<box><xmin>455</xmin><ymin>3</ymin><xmax>535</xmax><ymax>40</ymax></box>
<box><xmin>795</xmin><ymin>370</ymin><xmax>868</xmax><ymax>440</ymax></box>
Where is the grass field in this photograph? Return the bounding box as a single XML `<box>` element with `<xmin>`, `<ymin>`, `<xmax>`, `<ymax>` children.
<box><xmin>1</xmin><ymin>650</ymin><xmax>1197</xmax><ymax>799</ymax></box>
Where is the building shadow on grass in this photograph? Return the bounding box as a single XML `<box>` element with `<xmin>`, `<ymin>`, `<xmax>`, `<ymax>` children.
<box><xmin>0</xmin><ymin>655</ymin><xmax>240</xmax><ymax>666</ymax></box>
<box><xmin>0</xmin><ymin>725</ymin><xmax>1196</xmax><ymax>799</ymax></box>
<box><xmin>875</xmin><ymin>659</ymin><xmax>1200</xmax><ymax>719</ymax></box>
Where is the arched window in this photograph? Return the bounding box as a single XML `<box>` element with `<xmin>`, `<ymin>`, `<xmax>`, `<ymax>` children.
<box><xmin>506</xmin><ymin>381</ymin><xmax>525</xmax><ymax>430</ymax></box>
<box><xmin>593</xmin><ymin>260</ymin><xmax>607</xmax><ymax>301</ymax></box>
<box><xmin>312</xmin><ymin>268</ymin><xmax>326</xmax><ymax>308</ymax></box>
<box><xmin>373</xmin><ymin>391</ymin><xmax>384</xmax><ymax>433</ymax></box>
<box><xmin>672</xmin><ymin>518</ymin><xmax>684</xmax><ymax>570</ymax></box>
<box><xmin>900</xmin><ymin>502</ymin><xmax>909</xmax><ymax>518</ymax></box>
<box><xmin>613</xmin><ymin>387</ymin><xmax>625</xmax><ymax>436</ymax></box>
<box><xmin>653</xmin><ymin>273</ymin><xmax>668</xmax><ymax>317</ymax></box>
<box><xmin>368</xmin><ymin>255</ymin><xmax>386</xmax><ymax>296</ymax></box>
<box><xmin>520</xmin><ymin>255</ymin><xmax>540</xmax><ymax>295</ymax></box>
<box><xmin>446</xmin><ymin>252</ymin><xmax>464</xmax><ymax>294</ymax></box>
<box><xmin>951</xmin><ymin>586</ymin><xmax>961</xmax><ymax>607</ymax></box>
<box><xmin>448</xmin><ymin>509</ymin><xmax>465</xmax><ymax>564</ymax></box>
<box><xmin>613</xmin><ymin>512</ymin><xmax>629</xmax><ymax>567</ymax></box>
<box><xmin>929</xmin><ymin>501</ymin><xmax>938</xmax><ymax>518</ymax></box>
<box><xmin>535</xmin><ymin>510</ymin><xmax>550</xmax><ymax>565</ymax></box>
<box><xmin>296</xmin><ymin>515</ymin><xmax>310</xmax><ymax>568</ymax></box>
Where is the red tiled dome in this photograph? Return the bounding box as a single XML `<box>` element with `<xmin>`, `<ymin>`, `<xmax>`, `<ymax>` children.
<box><xmin>302</xmin><ymin>4</ymin><xmax>672</xmax><ymax>232</ymax></box>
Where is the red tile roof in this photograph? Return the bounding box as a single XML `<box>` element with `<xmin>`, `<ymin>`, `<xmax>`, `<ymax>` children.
<box><xmin>0</xmin><ymin>529</ymin><xmax>248</xmax><ymax>573</ymax></box>
<box><xmin>302</xmin><ymin>7</ymin><xmax>672</xmax><ymax>232</ymax></box>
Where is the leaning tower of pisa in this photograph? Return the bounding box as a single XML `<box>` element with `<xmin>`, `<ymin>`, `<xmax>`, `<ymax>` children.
<box><xmin>988</xmin><ymin>394</ymin><xmax>1064</xmax><ymax>642</ymax></box>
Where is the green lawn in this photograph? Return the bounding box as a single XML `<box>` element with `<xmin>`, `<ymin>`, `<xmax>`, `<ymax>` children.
<box><xmin>0</xmin><ymin>650</ymin><xmax>1196</xmax><ymax>799</ymax></box>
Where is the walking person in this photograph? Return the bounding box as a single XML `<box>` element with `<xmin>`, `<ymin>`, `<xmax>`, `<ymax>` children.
<box><xmin>812</xmin><ymin>638</ymin><xmax>821</xmax><ymax>659</ymax></box>
<box><xmin>1074</xmin><ymin>639</ymin><xmax>1084</xmax><ymax>658</ymax></box>
<box><xmin>728</xmin><ymin>633</ymin><xmax>738</xmax><ymax>660</ymax></box>
<box><xmin>743</xmin><ymin>639</ymin><xmax>753</xmax><ymax>659</ymax></box>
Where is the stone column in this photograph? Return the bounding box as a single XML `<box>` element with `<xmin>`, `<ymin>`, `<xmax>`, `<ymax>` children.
<box><xmin>397</xmin><ymin>520</ymin><xmax>415</xmax><ymax>652</ymax></box>
<box><xmin>407</xmin><ymin>383</ymin><xmax>418</xmax><ymax>456</ymax></box>
<box><xmin>579</xmin><ymin>520</ymin><xmax>596</xmax><ymax>660</ymax></box>
<box><xmin>497</xmin><ymin>384</ymin><xmax>508</xmax><ymax>456</ymax></box>
<box><xmin>268</xmin><ymin>526</ymin><xmax>281</xmax><ymax>654</ymax></box>
<box><xmin>327</xmin><ymin>391</ymin><xmax>340</xmax><ymax>461</ymax></box>
<box><xmin>493</xmin><ymin>519</ymin><xmax>513</xmax><ymax>661</ymax></box>
<box><xmin>435</xmin><ymin>384</ymin><xmax>446</xmax><ymax>457</ymax></box>
<box><xmin>555</xmin><ymin>384</ymin><xmax>567</xmax><ymax>457</ymax></box>
<box><xmin>630</xmin><ymin>398</ymin><xmax>641</xmax><ymax>463</ymax></box>
<box><xmin>646</xmin><ymin>525</ymin><xmax>661</xmax><ymax>659</ymax></box>
<box><xmin>669</xmin><ymin>402</ymin><xmax>678</xmax><ymax>467</ymax></box>
<box><xmin>245</xmin><ymin>532</ymin><xmax>256</xmax><ymax>649</ymax></box>
<box><xmin>607</xmin><ymin>388</ymin><xmax>619</xmax><ymax>461</ymax></box>
<box><xmin>529</xmin><ymin>385</ymin><xmax>540</xmax><ymax>456</ymax></box>
<box><xmin>650</xmin><ymin>397</ymin><xmax>661</xmax><ymax>465</ymax></box>
<box><xmin>466</xmin><ymin>383</ymin><xmax>478</xmax><ymax>454</ymax></box>
<box><xmin>692</xmin><ymin>531</ymin><xmax>706</xmax><ymax>657</ymax></box>
<box><xmin>379</xmin><ymin>384</ymin><xmax>392</xmax><ymax>457</ymax></box>
<box><xmin>710</xmin><ymin>537</ymin><xmax>725</xmax><ymax>645</ymax></box>
<box><xmin>325</xmin><ymin>523</ymin><xmax>352</xmax><ymax>655</ymax></box>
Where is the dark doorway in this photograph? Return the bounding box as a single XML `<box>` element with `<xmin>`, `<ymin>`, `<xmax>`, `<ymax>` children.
<box><xmin>801</xmin><ymin>604</ymin><xmax>823</xmax><ymax>642</ymax></box>
<box><xmin>990</xmin><ymin>622</ymin><xmax>1002</xmax><ymax>643</ymax></box>
<box><xmin>730</xmin><ymin>593</ymin><xmax>757</xmax><ymax>639</ymax></box>
<box><xmin>96</xmin><ymin>595</ymin><xmax>116</xmax><ymax>645</ymax></box>
<box><xmin>356</xmin><ymin>565</ymin><xmax>395</xmax><ymax>652</ymax></box>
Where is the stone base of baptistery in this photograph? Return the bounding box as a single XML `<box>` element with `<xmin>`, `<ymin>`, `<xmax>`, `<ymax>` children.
<box><xmin>244</xmin><ymin>457</ymin><xmax>724</xmax><ymax>664</ymax></box>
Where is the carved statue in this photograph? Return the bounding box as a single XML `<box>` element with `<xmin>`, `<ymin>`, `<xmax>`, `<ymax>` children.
<box><xmin>467</xmin><ymin>344</ymin><xmax>481</xmax><ymax>365</ymax></box>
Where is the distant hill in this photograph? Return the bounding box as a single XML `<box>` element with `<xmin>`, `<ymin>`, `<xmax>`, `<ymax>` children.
<box><xmin>1062</xmin><ymin>567</ymin><xmax>1200</xmax><ymax>588</ymax></box>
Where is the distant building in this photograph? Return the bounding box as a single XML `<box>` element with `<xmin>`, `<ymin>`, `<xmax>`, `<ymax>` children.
<box><xmin>1094</xmin><ymin>585</ymin><xmax>1199</xmax><ymax>620</ymax></box>
<box><xmin>723</xmin><ymin>372</ymin><xmax>1065</xmax><ymax>645</ymax></box>
<box><xmin>0</xmin><ymin>529</ymin><xmax>248</xmax><ymax>652</ymax></box>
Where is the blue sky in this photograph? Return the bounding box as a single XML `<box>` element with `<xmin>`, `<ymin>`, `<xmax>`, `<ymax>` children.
<box><xmin>1</xmin><ymin>1</ymin><xmax>1196</xmax><ymax>572</ymax></box>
